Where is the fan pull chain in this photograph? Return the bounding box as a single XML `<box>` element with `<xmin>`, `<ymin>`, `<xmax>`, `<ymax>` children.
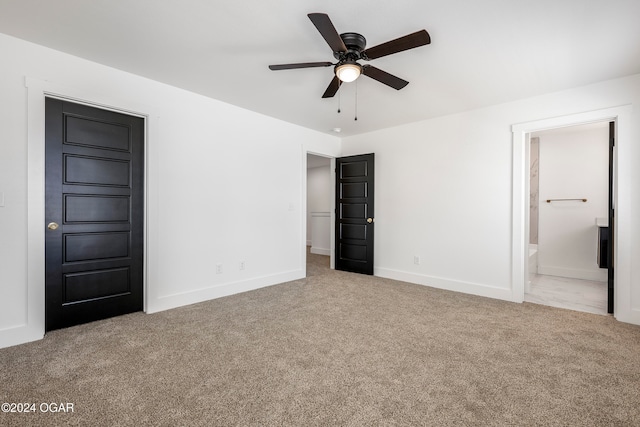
<box><xmin>337</xmin><ymin>80</ymin><xmax>341</xmax><ymax>113</ymax></box>
<box><xmin>354</xmin><ymin>80</ymin><xmax>358</xmax><ymax>121</ymax></box>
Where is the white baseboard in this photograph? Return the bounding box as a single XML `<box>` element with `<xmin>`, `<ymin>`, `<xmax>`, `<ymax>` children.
<box><xmin>0</xmin><ymin>324</ymin><xmax>44</xmax><ymax>350</ymax></box>
<box><xmin>0</xmin><ymin>270</ymin><xmax>304</xmax><ymax>349</ymax></box>
<box><xmin>146</xmin><ymin>269</ymin><xmax>304</xmax><ymax>314</ymax></box>
<box><xmin>537</xmin><ymin>265</ymin><xmax>607</xmax><ymax>282</ymax></box>
<box><xmin>615</xmin><ymin>307</ymin><xmax>640</xmax><ymax>325</ymax></box>
<box><xmin>310</xmin><ymin>247</ymin><xmax>330</xmax><ymax>256</ymax></box>
<box><xmin>374</xmin><ymin>267</ymin><xmax>515</xmax><ymax>302</ymax></box>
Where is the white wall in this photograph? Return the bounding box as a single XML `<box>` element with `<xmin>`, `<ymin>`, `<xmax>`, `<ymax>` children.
<box><xmin>341</xmin><ymin>73</ymin><xmax>640</xmax><ymax>324</ymax></box>
<box><xmin>0</xmin><ymin>33</ymin><xmax>341</xmax><ymax>349</ymax></box>
<box><xmin>2</xmin><ymin>34</ymin><xmax>640</xmax><ymax>351</ymax></box>
<box><xmin>535</xmin><ymin>124</ymin><xmax>609</xmax><ymax>281</ymax></box>
<box><xmin>306</xmin><ymin>164</ymin><xmax>332</xmax><ymax>245</ymax></box>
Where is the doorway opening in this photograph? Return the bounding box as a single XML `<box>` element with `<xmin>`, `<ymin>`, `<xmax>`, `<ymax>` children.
<box><xmin>524</xmin><ymin>122</ymin><xmax>609</xmax><ymax>315</ymax></box>
<box><xmin>306</xmin><ymin>153</ymin><xmax>333</xmax><ymax>275</ymax></box>
<box><xmin>512</xmin><ymin>105</ymin><xmax>632</xmax><ymax>321</ymax></box>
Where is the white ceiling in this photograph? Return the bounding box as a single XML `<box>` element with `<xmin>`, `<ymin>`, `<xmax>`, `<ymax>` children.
<box><xmin>1</xmin><ymin>0</ymin><xmax>639</xmax><ymax>137</ymax></box>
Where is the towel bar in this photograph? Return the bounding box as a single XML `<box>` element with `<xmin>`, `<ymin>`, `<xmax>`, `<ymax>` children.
<box><xmin>546</xmin><ymin>198</ymin><xmax>587</xmax><ymax>203</ymax></box>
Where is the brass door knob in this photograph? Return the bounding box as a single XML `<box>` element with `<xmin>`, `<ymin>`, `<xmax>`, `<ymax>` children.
<box><xmin>47</xmin><ymin>222</ymin><xmax>59</xmax><ymax>230</ymax></box>
<box><xmin>367</xmin><ymin>218</ymin><xmax>373</xmax><ymax>224</ymax></box>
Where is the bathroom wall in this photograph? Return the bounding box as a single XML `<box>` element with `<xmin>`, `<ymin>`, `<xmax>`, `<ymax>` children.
<box><xmin>534</xmin><ymin>123</ymin><xmax>609</xmax><ymax>281</ymax></box>
<box><xmin>530</xmin><ymin>137</ymin><xmax>540</xmax><ymax>244</ymax></box>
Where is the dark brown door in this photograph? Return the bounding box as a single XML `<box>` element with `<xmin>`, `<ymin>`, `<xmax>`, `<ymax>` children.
<box><xmin>45</xmin><ymin>98</ymin><xmax>144</xmax><ymax>331</ymax></box>
<box><xmin>607</xmin><ymin>121</ymin><xmax>615</xmax><ymax>314</ymax></box>
<box><xmin>335</xmin><ymin>153</ymin><xmax>374</xmax><ymax>275</ymax></box>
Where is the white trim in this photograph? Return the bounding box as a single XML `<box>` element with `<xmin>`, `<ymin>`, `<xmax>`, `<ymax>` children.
<box><xmin>310</xmin><ymin>248</ymin><xmax>331</xmax><ymax>256</ymax></box>
<box><xmin>511</xmin><ymin>105</ymin><xmax>636</xmax><ymax>324</ymax></box>
<box><xmin>375</xmin><ymin>267</ymin><xmax>514</xmax><ymax>301</ymax></box>
<box><xmin>0</xmin><ymin>77</ymin><xmax>156</xmax><ymax>349</ymax></box>
<box><xmin>329</xmin><ymin>157</ymin><xmax>336</xmax><ymax>270</ymax></box>
<box><xmin>300</xmin><ymin>145</ymin><xmax>307</xmax><ymax>278</ymax></box>
<box><xmin>147</xmin><ymin>270</ymin><xmax>303</xmax><ymax>313</ymax></box>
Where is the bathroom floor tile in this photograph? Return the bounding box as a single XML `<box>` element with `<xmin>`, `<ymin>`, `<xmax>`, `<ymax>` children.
<box><xmin>525</xmin><ymin>274</ymin><xmax>608</xmax><ymax>315</ymax></box>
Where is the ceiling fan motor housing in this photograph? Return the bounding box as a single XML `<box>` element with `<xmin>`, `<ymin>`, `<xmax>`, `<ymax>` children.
<box><xmin>334</xmin><ymin>32</ymin><xmax>367</xmax><ymax>62</ymax></box>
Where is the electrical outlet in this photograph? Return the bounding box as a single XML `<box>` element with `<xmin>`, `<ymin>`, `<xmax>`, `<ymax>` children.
<box><xmin>239</xmin><ymin>261</ymin><xmax>245</xmax><ymax>271</ymax></box>
<box><xmin>216</xmin><ymin>264</ymin><xmax>223</xmax><ymax>274</ymax></box>
<box><xmin>414</xmin><ymin>256</ymin><xmax>421</xmax><ymax>265</ymax></box>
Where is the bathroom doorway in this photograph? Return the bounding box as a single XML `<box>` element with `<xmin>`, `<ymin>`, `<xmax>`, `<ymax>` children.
<box><xmin>525</xmin><ymin>121</ymin><xmax>611</xmax><ymax>315</ymax></box>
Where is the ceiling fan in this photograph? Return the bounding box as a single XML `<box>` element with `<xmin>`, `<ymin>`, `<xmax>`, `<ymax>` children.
<box><xmin>269</xmin><ymin>13</ymin><xmax>431</xmax><ymax>98</ymax></box>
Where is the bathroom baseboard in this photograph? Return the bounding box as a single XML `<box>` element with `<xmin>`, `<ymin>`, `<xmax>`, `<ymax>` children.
<box><xmin>537</xmin><ymin>265</ymin><xmax>608</xmax><ymax>282</ymax></box>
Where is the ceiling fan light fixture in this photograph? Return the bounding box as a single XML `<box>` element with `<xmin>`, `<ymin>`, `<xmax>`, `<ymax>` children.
<box><xmin>335</xmin><ymin>62</ymin><xmax>361</xmax><ymax>82</ymax></box>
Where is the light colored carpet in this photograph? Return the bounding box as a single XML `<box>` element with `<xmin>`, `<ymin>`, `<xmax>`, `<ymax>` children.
<box><xmin>1</xmin><ymin>251</ymin><xmax>639</xmax><ymax>426</ymax></box>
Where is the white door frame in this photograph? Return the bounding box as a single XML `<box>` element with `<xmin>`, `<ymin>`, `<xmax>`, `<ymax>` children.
<box><xmin>511</xmin><ymin>105</ymin><xmax>633</xmax><ymax>322</ymax></box>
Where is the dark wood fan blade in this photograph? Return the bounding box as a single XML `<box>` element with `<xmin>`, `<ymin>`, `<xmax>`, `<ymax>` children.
<box><xmin>269</xmin><ymin>62</ymin><xmax>333</xmax><ymax>71</ymax></box>
<box><xmin>308</xmin><ymin>13</ymin><xmax>347</xmax><ymax>53</ymax></box>
<box><xmin>363</xmin><ymin>30</ymin><xmax>431</xmax><ymax>60</ymax></box>
<box><xmin>322</xmin><ymin>76</ymin><xmax>341</xmax><ymax>98</ymax></box>
<box><xmin>362</xmin><ymin>65</ymin><xmax>409</xmax><ymax>90</ymax></box>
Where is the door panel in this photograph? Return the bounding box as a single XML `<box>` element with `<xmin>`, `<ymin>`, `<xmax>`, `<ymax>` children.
<box><xmin>340</xmin><ymin>243</ymin><xmax>367</xmax><ymax>262</ymax></box>
<box><xmin>65</xmin><ymin>195</ymin><xmax>130</xmax><ymax>223</ymax></box>
<box><xmin>341</xmin><ymin>203</ymin><xmax>367</xmax><ymax>219</ymax></box>
<box><xmin>341</xmin><ymin>182</ymin><xmax>368</xmax><ymax>198</ymax></box>
<box><xmin>341</xmin><ymin>224</ymin><xmax>367</xmax><ymax>240</ymax></box>
<box><xmin>65</xmin><ymin>155</ymin><xmax>131</xmax><ymax>186</ymax></box>
<box><xmin>45</xmin><ymin>98</ymin><xmax>144</xmax><ymax>331</ymax></box>
<box><xmin>335</xmin><ymin>154</ymin><xmax>374</xmax><ymax>275</ymax></box>
<box><xmin>65</xmin><ymin>116</ymin><xmax>131</xmax><ymax>151</ymax></box>
<box><xmin>63</xmin><ymin>232</ymin><xmax>130</xmax><ymax>262</ymax></box>
<box><xmin>64</xmin><ymin>268</ymin><xmax>131</xmax><ymax>303</ymax></box>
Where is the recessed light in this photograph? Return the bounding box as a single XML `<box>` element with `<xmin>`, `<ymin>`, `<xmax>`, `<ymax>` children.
<box><xmin>332</xmin><ymin>127</ymin><xmax>342</xmax><ymax>133</ymax></box>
